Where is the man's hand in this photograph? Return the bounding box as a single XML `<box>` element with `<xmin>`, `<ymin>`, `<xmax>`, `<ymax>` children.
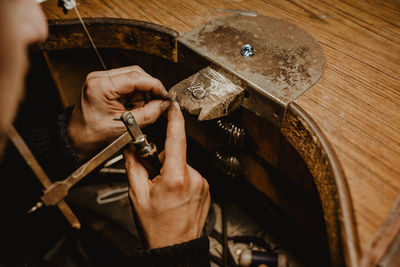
<box><xmin>68</xmin><ymin>66</ymin><xmax>170</xmax><ymax>160</ymax></box>
<box><xmin>124</xmin><ymin>102</ymin><xmax>211</xmax><ymax>249</ymax></box>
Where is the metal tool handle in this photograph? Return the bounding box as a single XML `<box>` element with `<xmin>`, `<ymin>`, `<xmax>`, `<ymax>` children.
<box><xmin>134</xmin><ymin>136</ymin><xmax>162</xmax><ymax>179</ymax></box>
<box><xmin>120</xmin><ymin>111</ymin><xmax>162</xmax><ymax>179</ymax></box>
<box><xmin>8</xmin><ymin>126</ymin><xmax>81</xmax><ymax>229</ymax></box>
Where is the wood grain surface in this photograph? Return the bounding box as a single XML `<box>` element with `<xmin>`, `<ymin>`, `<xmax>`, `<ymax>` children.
<box><xmin>42</xmin><ymin>0</ymin><xmax>400</xmax><ymax>259</ymax></box>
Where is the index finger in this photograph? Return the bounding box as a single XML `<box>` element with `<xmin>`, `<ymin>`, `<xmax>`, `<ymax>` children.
<box><xmin>163</xmin><ymin>102</ymin><xmax>187</xmax><ymax>176</ymax></box>
<box><xmin>91</xmin><ymin>71</ymin><xmax>169</xmax><ymax>100</ymax></box>
<box><xmin>86</xmin><ymin>65</ymin><xmax>149</xmax><ymax>80</ymax></box>
<box><xmin>115</xmin><ymin>71</ymin><xmax>168</xmax><ymax>99</ymax></box>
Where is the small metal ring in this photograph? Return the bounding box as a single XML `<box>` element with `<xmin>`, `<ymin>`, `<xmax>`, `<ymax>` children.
<box><xmin>192</xmin><ymin>88</ymin><xmax>207</xmax><ymax>99</ymax></box>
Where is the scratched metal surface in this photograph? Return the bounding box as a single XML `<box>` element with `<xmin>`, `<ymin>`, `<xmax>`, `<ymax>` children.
<box><xmin>179</xmin><ymin>14</ymin><xmax>325</xmax><ymax>112</ymax></box>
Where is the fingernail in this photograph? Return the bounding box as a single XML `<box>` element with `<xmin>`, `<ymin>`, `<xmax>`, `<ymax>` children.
<box><xmin>161</xmin><ymin>100</ymin><xmax>171</xmax><ymax>109</ymax></box>
<box><xmin>173</xmin><ymin>101</ymin><xmax>180</xmax><ymax>110</ymax></box>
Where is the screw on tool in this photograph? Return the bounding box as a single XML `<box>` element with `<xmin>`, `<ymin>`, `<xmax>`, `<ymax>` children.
<box><xmin>127</xmin><ymin>117</ymin><xmax>135</xmax><ymax>125</ymax></box>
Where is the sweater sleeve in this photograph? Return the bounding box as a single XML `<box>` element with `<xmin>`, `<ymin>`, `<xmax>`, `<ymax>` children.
<box><xmin>131</xmin><ymin>235</ymin><xmax>210</xmax><ymax>267</ymax></box>
<box><xmin>23</xmin><ymin>107</ymin><xmax>83</xmax><ymax>180</ymax></box>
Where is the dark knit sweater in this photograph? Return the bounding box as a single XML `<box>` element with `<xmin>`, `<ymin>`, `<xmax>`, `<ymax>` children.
<box><xmin>0</xmin><ymin>109</ymin><xmax>210</xmax><ymax>267</ymax></box>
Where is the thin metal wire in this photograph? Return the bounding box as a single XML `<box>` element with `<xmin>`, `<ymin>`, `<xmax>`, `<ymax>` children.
<box><xmin>73</xmin><ymin>6</ymin><xmax>118</xmax><ymax>91</ymax></box>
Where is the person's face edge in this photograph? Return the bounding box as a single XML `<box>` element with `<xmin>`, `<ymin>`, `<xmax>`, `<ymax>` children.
<box><xmin>0</xmin><ymin>0</ymin><xmax>49</xmax><ymax>158</ymax></box>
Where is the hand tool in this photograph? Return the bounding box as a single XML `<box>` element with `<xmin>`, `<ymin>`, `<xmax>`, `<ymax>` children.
<box><xmin>169</xmin><ymin>66</ymin><xmax>246</xmax><ymax>121</ymax></box>
<box><xmin>37</xmin><ymin>131</ymin><xmax>132</xmax><ymax>209</ymax></box>
<box><xmin>8</xmin><ymin>126</ymin><xmax>81</xmax><ymax>229</ymax></box>
<box><xmin>119</xmin><ymin>111</ymin><xmax>161</xmax><ymax>179</ymax></box>
<box><xmin>24</xmin><ymin>112</ymin><xmax>160</xmax><ymax>226</ymax></box>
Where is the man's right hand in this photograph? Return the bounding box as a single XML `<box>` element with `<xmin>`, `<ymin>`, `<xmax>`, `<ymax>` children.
<box><xmin>123</xmin><ymin>102</ymin><xmax>211</xmax><ymax>249</ymax></box>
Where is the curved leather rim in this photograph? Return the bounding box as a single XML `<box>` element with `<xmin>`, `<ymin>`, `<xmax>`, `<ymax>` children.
<box><xmin>281</xmin><ymin>102</ymin><xmax>360</xmax><ymax>267</ymax></box>
<box><xmin>38</xmin><ymin>18</ymin><xmax>179</xmax><ymax>62</ymax></box>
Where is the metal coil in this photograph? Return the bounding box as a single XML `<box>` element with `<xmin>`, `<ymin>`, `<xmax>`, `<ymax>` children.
<box><xmin>214</xmin><ymin>151</ymin><xmax>243</xmax><ymax>178</ymax></box>
<box><xmin>216</xmin><ymin>119</ymin><xmax>247</xmax><ymax>147</ymax></box>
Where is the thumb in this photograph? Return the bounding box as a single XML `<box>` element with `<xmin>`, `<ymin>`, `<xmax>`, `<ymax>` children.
<box><xmin>130</xmin><ymin>100</ymin><xmax>171</xmax><ymax>127</ymax></box>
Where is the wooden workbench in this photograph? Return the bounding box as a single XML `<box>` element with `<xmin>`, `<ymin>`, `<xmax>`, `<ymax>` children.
<box><xmin>42</xmin><ymin>0</ymin><xmax>400</xmax><ymax>265</ymax></box>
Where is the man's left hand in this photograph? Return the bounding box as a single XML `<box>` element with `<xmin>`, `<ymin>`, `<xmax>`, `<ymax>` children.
<box><xmin>68</xmin><ymin>66</ymin><xmax>170</xmax><ymax>160</ymax></box>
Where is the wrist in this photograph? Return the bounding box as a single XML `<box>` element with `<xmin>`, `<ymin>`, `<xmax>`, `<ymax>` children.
<box><xmin>147</xmin><ymin>228</ymin><xmax>202</xmax><ymax>249</ymax></box>
<box><xmin>132</xmin><ymin>236</ymin><xmax>210</xmax><ymax>267</ymax></box>
<box><xmin>67</xmin><ymin>118</ymin><xmax>92</xmax><ymax>161</ymax></box>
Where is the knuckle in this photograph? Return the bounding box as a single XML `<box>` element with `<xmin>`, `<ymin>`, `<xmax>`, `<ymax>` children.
<box><xmin>172</xmin><ymin>178</ymin><xmax>186</xmax><ymax>190</ymax></box>
<box><xmin>166</xmin><ymin>169</ymin><xmax>188</xmax><ymax>191</ymax></box>
<box><xmin>86</xmin><ymin>71</ymin><xmax>102</xmax><ymax>80</ymax></box>
<box><xmin>202</xmin><ymin>178</ymin><xmax>210</xmax><ymax>192</ymax></box>
<box><xmin>85</xmin><ymin>85</ymin><xmax>97</xmax><ymax>99</ymax></box>
<box><xmin>192</xmin><ymin>174</ymin><xmax>206</xmax><ymax>190</ymax></box>
<box><xmin>85</xmin><ymin>77</ymin><xmax>109</xmax><ymax>97</ymax></box>
<box><xmin>128</xmin><ymin>70</ymin><xmax>140</xmax><ymax>80</ymax></box>
<box><xmin>153</xmin><ymin>78</ymin><xmax>163</xmax><ymax>88</ymax></box>
<box><xmin>85</xmin><ymin>76</ymin><xmax>102</xmax><ymax>90</ymax></box>
<box><xmin>142</xmin><ymin>112</ymin><xmax>153</xmax><ymax>126</ymax></box>
<box><xmin>135</xmin><ymin>108</ymin><xmax>154</xmax><ymax>127</ymax></box>
<box><xmin>166</xmin><ymin>178</ymin><xmax>186</xmax><ymax>192</ymax></box>
<box><xmin>187</xmin><ymin>167</ymin><xmax>205</xmax><ymax>189</ymax></box>
<box><xmin>132</xmin><ymin>65</ymin><xmax>144</xmax><ymax>72</ymax></box>
<box><xmin>85</xmin><ymin>87</ymin><xmax>97</xmax><ymax>100</ymax></box>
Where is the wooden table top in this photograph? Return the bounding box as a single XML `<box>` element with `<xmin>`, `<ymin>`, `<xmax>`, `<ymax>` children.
<box><xmin>42</xmin><ymin>0</ymin><xmax>400</xmax><ymax>260</ymax></box>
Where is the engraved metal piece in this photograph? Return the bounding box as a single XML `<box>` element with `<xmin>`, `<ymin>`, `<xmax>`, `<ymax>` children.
<box><xmin>179</xmin><ymin>15</ymin><xmax>325</xmax><ymax>126</ymax></box>
<box><xmin>186</xmin><ymin>72</ymin><xmax>208</xmax><ymax>99</ymax></box>
<box><xmin>170</xmin><ymin>67</ymin><xmax>246</xmax><ymax>121</ymax></box>
<box><xmin>192</xmin><ymin>86</ymin><xmax>207</xmax><ymax>99</ymax></box>
<box><xmin>241</xmin><ymin>44</ymin><xmax>254</xmax><ymax>58</ymax></box>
